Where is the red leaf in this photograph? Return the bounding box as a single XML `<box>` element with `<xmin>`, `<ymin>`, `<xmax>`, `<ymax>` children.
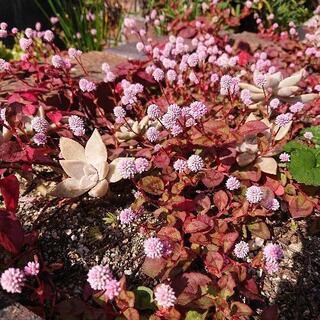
<box><xmin>20</xmin><ymin>92</ymin><xmax>38</xmax><ymax>102</ymax></box>
<box><xmin>173</xmin><ymin>272</ymin><xmax>211</xmax><ymax>306</ymax></box>
<box><xmin>239</xmin><ymin>121</ymin><xmax>268</xmax><ymax>137</ymax></box>
<box><xmin>0</xmin><ymin>175</ymin><xmax>19</xmax><ymax>212</ymax></box>
<box><xmin>205</xmin><ymin>251</ymin><xmax>224</xmax><ymax>277</ymax></box>
<box><xmin>223</xmin><ymin>232</ymin><xmax>239</xmax><ymax>253</ymax></box>
<box><xmin>201</xmin><ymin>169</ymin><xmax>224</xmax><ymax>188</ymax></box>
<box><xmin>231</xmin><ymin>302</ymin><xmax>253</xmax><ymax>316</ymax></box>
<box><xmin>142</xmin><ymin>258</ymin><xmax>166</xmax><ymax>278</ymax></box>
<box><xmin>238</xmin><ymin>50</ymin><xmax>252</xmax><ymax>66</ymax></box>
<box><xmin>153</xmin><ymin>151</ymin><xmax>170</xmax><ymax>169</ymax></box>
<box><xmin>47</xmin><ymin>111</ymin><xmax>62</xmax><ymax>124</ymax></box>
<box><xmin>285</xmin><ymin>193</ymin><xmax>314</xmax><ymax>218</ymax></box>
<box><xmin>22</xmin><ymin>104</ymin><xmax>36</xmax><ymax>116</ymax></box>
<box><xmin>213</xmin><ymin>190</ymin><xmax>229</xmax><ymax>211</ymax></box>
<box><xmin>261</xmin><ymin>305</ymin><xmax>279</xmax><ymax>320</ymax></box>
<box><xmin>184</xmin><ymin>215</ymin><xmax>213</xmax><ymax>234</ymax></box>
<box><xmin>0</xmin><ymin>210</ymin><xmax>24</xmax><ymax>254</ymax></box>
<box><xmin>172</xmin><ymin>198</ymin><xmax>196</xmax><ymax>212</ymax></box>
<box><xmin>240</xmin><ymin>278</ymin><xmax>263</xmax><ymax>301</ymax></box>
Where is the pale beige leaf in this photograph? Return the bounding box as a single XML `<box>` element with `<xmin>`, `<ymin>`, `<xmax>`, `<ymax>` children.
<box><xmin>251</xmin><ymin>92</ymin><xmax>265</xmax><ymax>101</ymax></box>
<box><xmin>85</xmin><ymin>129</ymin><xmax>108</xmax><ymax>167</ymax></box>
<box><xmin>95</xmin><ymin>162</ymin><xmax>109</xmax><ymax>180</ymax></box>
<box><xmin>256</xmin><ymin>156</ymin><xmax>278</xmax><ymax>175</ymax></box>
<box><xmin>267</xmin><ymin>72</ymin><xmax>282</xmax><ymax>88</ymax></box>
<box><xmin>60</xmin><ymin>160</ymin><xmax>86</xmax><ymax>179</ymax></box>
<box><xmin>79</xmin><ymin>174</ymin><xmax>98</xmax><ymax>190</ymax></box>
<box><xmin>88</xmin><ymin>180</ymin><xmax>109</xmax><ymax>197</ymax></box>
<box><xmin>139</xmin><ymin>116</ymin><xmax>150</xmax><ymax>130</ymax></box>
<box><xmin>239</xmin><ymin>83</ymin><xmax>264</xmax><ymax>93</ymax></box>
<box><xmin>274</xmin><ymin>121</ymin><xmax>292</xmax><ymax>141</ymax></box>
<box><xmin>60</xmin><ymin>137</ymin><xmax>86</xmax><ymax>161</ymax></box>
<box><xmin>277</xmin><ymin>86</ymin><xmax>300</xmax><ymax>97</ymax></box>
<box><xmin>278</xmin><ymin>69</ymin><xmax>305</xmax><ymax>88</ymax></box>
<box><xmin>245</xmin><ymin>113</ymin><xmax>259</xmax><ymax>122</ymax></box>
<box><xmin>50</xmin><ymin>178</ymin><xmax>88</xmax><ymax>198</ymax></box>
<box><xmin>296</xmin><ymin>93</ymin><xmax>319</xmax><ymax>103</ymax></box>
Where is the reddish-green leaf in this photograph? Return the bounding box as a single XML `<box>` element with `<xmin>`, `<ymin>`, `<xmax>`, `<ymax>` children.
<box><xmin>139</xmin><ymin>176</ymin><xmax>164</xmax><ymax>195</ymax></box>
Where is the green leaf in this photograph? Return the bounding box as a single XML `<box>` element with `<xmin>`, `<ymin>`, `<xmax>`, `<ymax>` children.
<box><xmin>301</xmin><ymin>126</ymin><xmax>320</xmax><ymax>145</ymax></box>
<box><xmin>134</xmin><ymin>286</ymin><xmax>155</xmax><ymax>311</ymax></box>
<box><xmin>283</xmin><ymin>140</ymin><xmax>308</xmax><ymax>152</ymax></box>
<box><xmin>185</xmin><ymin>310</ymin><xmax>206</xmax><ymax>320</ymax></box>
<box><xmin>289</xmin><ymin>148</ymin><xmax>320</xmax><ymax>186</ymax></box>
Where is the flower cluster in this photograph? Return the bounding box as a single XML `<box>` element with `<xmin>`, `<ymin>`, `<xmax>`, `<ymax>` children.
<box><xmin>87</xmin><ymin>265</ymin><xmax>121</xmax><ymax>300</ymax></box>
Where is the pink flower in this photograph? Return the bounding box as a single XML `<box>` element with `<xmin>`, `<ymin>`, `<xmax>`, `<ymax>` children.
<box><xmin>173</xmin><ymin>159</ymin><xmax>187</xmax><ymax>173</ymax></box>
<box><xmin>246</xmin><ymin>186</ymin><xmax>263</xmax><ymax>204</ymax></box>
<box><xmin>136</xmin><ymin>42</ymin><xmax>144</xmax><ymax>52</ymax></box>
<box><xmin>210</xmin><ymin>73</ymin><xmax>219</xmax><ymax>84</ymax></box>
<box><xmin>135</xmin><ymin>158</ymin><xmax>149</xmax><ymax>173</ymax></box>
<box><xmin>118</xmin><ymin>158</ymin><xmax>137</xmax><ymax>179</ymax></box>
<box><xmin>146</xmin><ymin>127</ymin><xmax>160</xmax><ymax>142</ymax></box>
<box><xmin>44</xmin><ymin>30</ymin><xmax>54</xmax><ymax>42</ymax></box>
<box><xmin>161</xmin><ymin>112</ymin><xmax>177</xmax><ymax>129</ymax></box>
<box><xmin>0</xmin><ymin>22</ymin><xmax>7</xmax><ymax>30</ymax></box>
<box><xmin>279</xmin><ymin>152</ymin><xmax>290</xmax><ymax>162</ymax></box>
<box><xmin>144</xmin><ymin>237</ymin><xmax>164</xmax><ymax>258</ymax></box>
<box><xmin>170</xmin><ymin>124</ymin><xmax>183</xmax><ymax>137</ymax></box>
<box><xmin>104</xmin><ymin>279</ymin><xmax>121</xmax><ymax>300</ymax></box>
<box><xmin>87</xmin><ymin>265</ymin><xmax>113</xmax><ymax>290</ymax></box>
<box><xmin>275</xmin><ymin>113</ymin><xmax>292</xmax><ymax>127</ymax></box>
<box><xmin>187</xmin><ymin>155</ymin><xmax>204</xmax><ymax>172</ymax></box>
<box><xmin>124</xmin><ymin>17</ymin><xmax>136</xmax><ymax>29</ymax></box>
<box><xmin>289</xmin><ymin>102</ymin><xmax>304</xmax><ymax>113</ymax></box>
<box><xmin>51</xmin><ymin>55</ymin><xmax>66</xmax><ymax>68</ymax></box>
<box><xmin>24</xmin><ymin>261</ymin><xmax>40</xmax><ymax>276</ymax></box>
<box><xmin>253</xmin><ymin>73</ymin><xmax>267</xmax><ymax>88</ymax></box>
<box><xmin>33</xmin><ymin>133</ymin><xmax>47</xmax><ymax>145</ymax></box>
<box><xmin>113</xmin><ymin>106</ymin><xmax>126</xmax><ymax>118</ymax></box>
<box><xmin>166</xmin><ymin>69</ymin><xmax>177</xmax><ymax>82</ymax></box>
<box><xmin>240</xmin><ymin>89</ymin><xmax>252</xmax><ymax>105</ymax></box>
<box><xmin>0</xmin><ymin>58</ymin><xmax>10</xmax><ymax>72</ymax></box>
<box><xmin>19</xmin><ymin>38</ymin><xmax>32</xmax><ymax>51</ymax></box>
<box><xmin>269</xmin><ymin>98</ymin><xmax>280</xmax><ymax>109</ymax></box>
<box><xmin>187</xmin><ymin>53</ymin><xmax>199</xmax><ymax>67</ymax></box>
<box><xmin>303</xmin><ymin>131</ymin><xmax>313</xmax><ymax>140</ymax></box>
<box><xmin>226</xmin><ymin>176</ymin><xmax>241</xmax><ymax>191</ymax></box>
<box><xmin>0</xmin><ymin>108</ymin><xmax>6</xmax><ymax>121</ymax></box>
<box><xmin>263</xmin><ymin>243</ymin><xmax>283</xmax><ymax>262</ymax></box>
<box><xmin>79</xmin><ymin>78</ymin><xmax>96</xmax><ymax>92</ymax></box>
<box><xmin>0</xmin><ymin>268</ymin><xmax>25</xmax><ymax>293</ymax></box>
<box><xmin>265</xmin><ymin>260</ymin><xmax>279</xmax><ymax>274</ymax></box>
<box><xmin>189</xmin><ymin>71</ymin><xmax>199</xmax><ymax>84</ymax></box>
<box><xmin>68</xmin><ymin>48</ymin><xmax>82</xmax><ymax>59</ymax></box>
<box><xmin>31</xmin><ymin>117</ymin><xmax>49</xmax><ymax>133</ymax></box>
<box><xmin>189</xmin><ymin>101</ymin><xmax>208</xmax><ymax>119</ymax></box>
<box><xmin>68</xmin><ymin>115</ymin><xmax>85</xmax><ymax>136</ymax></box>
<box><xmin>119</xmin><ymin>208</ymin><xmax>136</xmax><ymax>224</ymax></box>
<box><xmin>234</xmin><ymin>241</ymin><xmax>249</xmax><ymax>259</ymax></box>
<box><xmin>154</xmin><ymin>284</ymin><xmax>176</xmax><ymax>309</ymax></box>
<box><xmin>269</xmin><ymin>198</ymin><xmax>280</xmax><ymax>211</ymax></box>
<box><xmin>152</xmin><ymin>68</ymin><xmax>164</xmax><ymax>82</ymax></box>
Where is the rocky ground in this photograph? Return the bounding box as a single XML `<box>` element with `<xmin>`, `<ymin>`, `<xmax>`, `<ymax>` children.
<box><xmin>8</xmin><ymin>165</ymin><xmax>320</xmax><ymax>320</ymax></box>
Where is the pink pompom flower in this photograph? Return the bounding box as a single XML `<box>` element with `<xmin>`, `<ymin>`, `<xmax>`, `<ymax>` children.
<box><xmin>87</xmin><ymin>265</ymin><xmax>113</xmax><ymax>291</ymax></box>
<box><xmin>24</xmin><ymin>261</ymin><xmax>40</xmax><ymax>276</ymax></box>
<box><xmin>0</xmin><ymin>268</ymin><xmax>25</xmax><ymax>293</ymax></box>
<box><xmin>144</xmin><ymin>237</ymin><xmax>164</xmax><ymax>259</ymax></box>
<box><xmin>154</xmin><ymin>284</ymin><xmax>176</xmax><ymax>309</ymax></box>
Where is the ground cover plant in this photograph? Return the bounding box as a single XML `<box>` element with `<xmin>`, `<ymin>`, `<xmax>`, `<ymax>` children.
<box><xmin>0</xmin><ymin>2</ymin><xmax>320</xmax><ymax>319</ymax></box>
